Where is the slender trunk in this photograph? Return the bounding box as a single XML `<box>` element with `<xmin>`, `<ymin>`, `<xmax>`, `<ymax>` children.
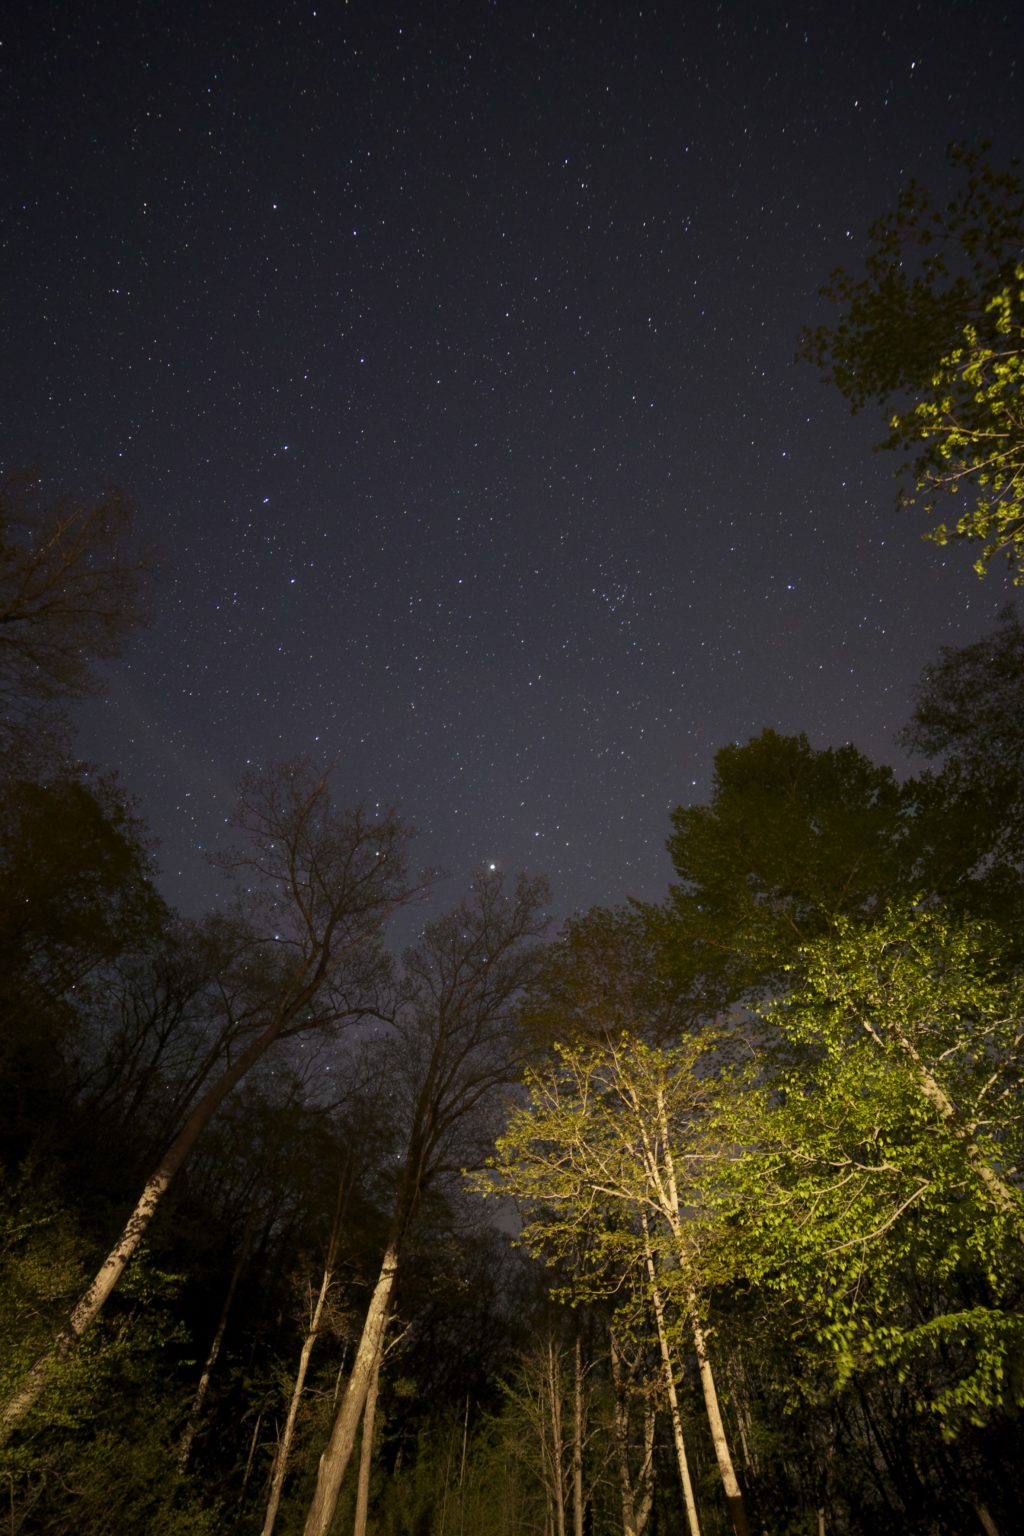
<box><xmin>262</xmin><ymin>1172</ymin><xmax>349</xmax><ymax>1536</ymax></box>
<box><xmin>975</xmin><ymin>1504</ymin><xmax>1000</xmax><ymax>1536</ymax></box>
<box><xmin>240</xmin><ymin>1413</ymin><xmax>263</xmax><ymax>1501</ymax></box>
<box><xmin>610</xmin><ymin>1377</ymin><xmax>638</xmax><ymax>1536</ymax></box>
<box><xmin>572</xmin><ymin>1330</ymin><xmax>585</xmax><ymax>1536</ymax></box>
<box><xmin>641</xmin><ymin>1216</ymin><xmax>700</xmax><ymax>1536</ymax></box>
<box><xmin>458</xmin><ymin>1391</ymin><xmax>470</xmax><ymax>1536</ymax></box>
<box><xmin>685</xmin><ymin>1283</ymin><xmax>748</xmax><ymax>1536</ymax></box>
<box><xmin>179</xmin><ymin>1206</ymin><xmax>256</xmax><ymax>1471</ymax></box>
<box><xmin>302</xmin><ymin>1238</ymin><xmax>400</xmax><ymax>1536</ymax></box>
<box><xmin>649</xmin><ymin>1091</ymin><xmax>747</xmax><ymax>1536</ymax></box>
<box><xmin>352</xmin><ymin>1339</ymin><xmax>383</xmax><ymax>1536</ymax></box>
<box><xmin>261</xmin><ymin>1275</ymin><xmax>334</xmax><ymax>1536</ymax></box>
<box><xmin>546</xmin><ymin>1324</ymin><xmax>567</xmax><ymax>1536</ymax></box>
<box><xmin>0</xmin><ymin>1009</ymin><xmax>292</xmax><ymax>1445</ymax></box>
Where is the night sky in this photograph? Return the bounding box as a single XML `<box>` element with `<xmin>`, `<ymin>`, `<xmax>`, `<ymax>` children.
<box><xmin>3</xmin><ymin>1</ymin><xmax>1022</xmax><ymax>934</ymax></box>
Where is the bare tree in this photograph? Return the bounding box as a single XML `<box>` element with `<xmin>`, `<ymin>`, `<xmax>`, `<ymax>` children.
<box><xmin>0</xmin><ymin>761</ymin><xmax>419</xmax><ymax>1444</ymax></box>
<box><xmin>302</xmin><ymin>870</ymin><xmax>549</xmax><ymax>1536</ymax></box>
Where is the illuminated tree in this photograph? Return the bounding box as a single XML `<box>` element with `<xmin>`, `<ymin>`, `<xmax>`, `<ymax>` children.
<box><xmin>801</xmin><ymin>147</ymin><xmax>1024</xmax><ymax>578</ymax></box>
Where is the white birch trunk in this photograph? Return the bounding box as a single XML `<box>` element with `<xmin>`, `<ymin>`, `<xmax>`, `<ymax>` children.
<box><xmin>302</xmin><ymin>1239</ymin><xmax>400</xmax><ymax>1536</ymax></box>
<box><xmin>352</xmin><ymin>1339</ymin><xmax>382</xmax><ymax>1536</ymax></box>
<box><xmin>261</xmin><ymin>1258</ymin><xmax>337</xmax><ymax>1536</ymax></box>
<box><xmin>641</xmin><ymin>1215</ymin><xmax>701</xmax><ymax>1536</ymax></box>
<box><xmin>685</xmin><ymin>1284</ymin><xmax>748</xmax><ymax>1536</ymax></box>
<box><xmin>651</xmin><ymin>1090</ymin><xmax>748</xmax><ymax>1536</ymax></box>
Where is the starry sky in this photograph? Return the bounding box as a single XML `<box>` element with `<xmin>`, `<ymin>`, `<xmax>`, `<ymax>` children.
<box><xmin>2</xmin><ymin>0</ymin><xmax>1022</xmax><ymax>934</ymax></box>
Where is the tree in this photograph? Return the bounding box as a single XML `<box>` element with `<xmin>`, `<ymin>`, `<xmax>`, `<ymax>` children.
<box><xmin>0</xmin><ymin>476</ymin><xmax>149</xmax><ymax>746</ymax></box>
<box><xmin>649</xmin><ymin>730</ymin><xmax>910</xmax><ymax>1012</ymax></box>
<box><xmin>800</xmin><ymin>146</ymin><xmax>1024</xmax><ymax>578</ymax></box>
<box><xmin>0</xmin><ymin>769</ymin><xmax>167</xmax><ymax>1159</ymax></box>
<box><xmin>0</xmin><ymin>760</ymin><xmax>418</xmax><ymax>1444</ymax></box>
<box><xmin>302</xmin><ymin>870</ymin><xmax>549</xmax><ymax>1536</ymax></box>
<box><xmin>718</xmin><ymin>907</ymin><xmax>1024</xmax><ymax>1436</ymax></box>
<box><xmin>487</xmin><ymin>1034</ymin><xmax>749</xmax><ymax>1536</ymax></box>
<box><xmin>901</xmin><ymin>606</ymin><xmax>1024</xmax><ymax>886</ymax></box>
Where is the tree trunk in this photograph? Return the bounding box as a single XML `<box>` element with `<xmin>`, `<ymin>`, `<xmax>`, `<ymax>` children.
<box><xmin>975</xmin><ymin>1504</ymin><xmax>1000</xmax><ymax>1536</ymax></box>
<box><xmin>547</xmin><ymin>1325</ymin><xmax>568</xmax><ymax>1536</ymax></box>
<box><xmin>649</xmin><ymin>1093</ymin><xmax>747</xmax><ymax>1536</ymax></box>
<box><xmin>0</xmin><ymin>1011</ymin><xmax>290</xmax><ymax>1445</ymax></box>
<box><xmin>179</xmin><ymin>1205</ymin><xmax>256</xmax><ymax>1471</ymax></box>
<box><xmin>261</xmin><ymin>1170</ymin><xmax>349</xmax><ymax>1536</ymax></box>
<box><xmin>261</xmin><ymin>1268</ymin><xmax>336</xmax><ymax>1536</ymax></box>
<box><xmin>352</xmin><ymin>1338</ymin><xmax>383</xmax><ymax>1536</ymax></box>
<box><xmin>686</xmin><ymin>1283</ymin><xmax>748</xmax><ymax>1536</ymax></box>
<box><xmin>572</xmin><ymin>1330</ymin><xmax>585</xmax><ymax>1536</ymax></box>
<box><xmin>641</xmin><ymin>1216</ymin><xmax>701</xmax><ymax>1536</ymax></box>
<box><xmin>302</xmin><ymin>1237</ymin><xmax>400</xmax><ymax>1536</ymax></box>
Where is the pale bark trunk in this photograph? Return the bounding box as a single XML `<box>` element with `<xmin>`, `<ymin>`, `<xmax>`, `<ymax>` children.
<box><xmin>650</xmin><ymin>1092</ymin><xmax>747</xmax><ymax>1536</ymax></box>
<box><xmin>261</xmin><ymin>1170</ymin><xmax>349</xmax><ymax>1536</ymax></box>
<box><xmin>261</xmin><ymin>1266</ymin><xmax>336</xmax><ymax>1536</ymax></box>
<box><xmin>302</xmin><ymin>1239</ymin><xmax>400</xmax><ymax>1536</ymax></box>
<box><xmin>975</xmin><ymin>1503</ymin><xmax>1000</xmax><ymax>1536</ymax></box>
<box><xmin>686</xmin><ymin>1284</ymin><xmax>748</xmax><ymax>1536</ymax></box>
<box><xmin>641</xmin><ymin>1216</ymin><xmax>701</xmax><ymax>1536</ymax></box>
<box><xmin>572</xmin><ymin>1331</ymin><xmax>585</xmax><ymax>1536</ymax></box>
<box><xmin>179</xmin><ymin>1206</ymin><xmax>256</xmax><ymax>1471</ymax></box>
<box><xmin>881</xmin><ymin>1020</ymin><xmax>1022</xmax><ymax>1226</ymax></box>
<box><xmin>0</xmin><ymin>1009</ymin><xmax>292</xmax><ymax>1445</ymax></box>
<box><xmin>352</xmin><ymin>1339</ymin><xmax>382</xmax><ymax>1536</ymax></box>
<box><xmin>240</xmin><ymin>1412</ymin><xmax>263</xmax><ymax>1501</ymax></box>
<box><xmin>609</xmin><ymin>1347</ymin><xmax>638</xmax><ymax>1536</ymax></box>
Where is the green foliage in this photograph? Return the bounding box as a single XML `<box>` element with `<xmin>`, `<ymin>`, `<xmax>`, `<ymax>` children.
<box><xmin>653</xmin><ymin>730</ymin><xmax>909</xmax><ymax>1008</ymax></box>
<box><xmin>800</xmin><ymin>146</ymin><xmax>1024</xmax><ymax>577</ymax></box>
<box><xmin>716</xmin><ymin>907</ymin><xmax>1024</xmax><ymax>1428</ymax></box>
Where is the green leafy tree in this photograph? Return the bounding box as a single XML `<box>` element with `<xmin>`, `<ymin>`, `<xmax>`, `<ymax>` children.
<box><xmin>649</xmin><ymin>730</ymin><xmax>911</xmax><ymax>1012</ymax></box>
<box><xmin>719</xmin><ymin>907</ymin><xmax>1024</xmax><ymax>1436</ymax></box>
<box><xmin>485</xmin><ymin>1032</ymin><xmax>750</xmax><ymax>1536</ymax></box>
<box><xmin>800</xmin><ymin>146</ymin><xmax>1024</xmax><ymax>578</ymax></box>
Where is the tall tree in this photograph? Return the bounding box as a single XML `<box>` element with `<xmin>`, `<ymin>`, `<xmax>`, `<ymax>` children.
<box><xmin>716</xmin><ymin>906</ymin><xmax>1024</xmax><ymax>1439</ymax></box>
<box><xmin>649</xmin><ymin>730</ymin><xmax>910</xmax><ymax>1012</ymax></box>
<box><xmin>0</xmin><ymin>760</ymin><xmax>417</xmax><ymax>1444</ymax></box>
<box><xmin>800</xmin><ymin>146</ymin><xmax>1024</xmax><ymax>578</ymax></box>
<box><xmin>488</xmin><ymin>1034</ymin><xmax>749</xmax><ymax>1536</ymax></box>
<box><xmin>302</xmin><ymin>870</ymin><xmax>549</xmax><ymax>1536</ymax></box>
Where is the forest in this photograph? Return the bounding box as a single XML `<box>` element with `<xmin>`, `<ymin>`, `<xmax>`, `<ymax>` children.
<box><xmin>2</xmin><ymin>152</ymin><xmax>1023</xmax><ymax>1536</ymax></box>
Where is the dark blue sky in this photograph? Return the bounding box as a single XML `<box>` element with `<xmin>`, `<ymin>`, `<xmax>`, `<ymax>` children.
<box><xmin>3</xmin><ymin>0</ymin><xmax>1022</xmax><ymax>934</ymax></box>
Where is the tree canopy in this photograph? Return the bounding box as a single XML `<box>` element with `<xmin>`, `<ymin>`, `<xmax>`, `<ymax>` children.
<box><xmin>800</xmin><ymin>146</ymin><xmax>1024</xmax><ymax>579</ymax></box>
